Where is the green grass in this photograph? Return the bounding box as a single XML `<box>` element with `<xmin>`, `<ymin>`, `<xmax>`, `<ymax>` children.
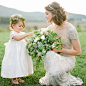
<box><xmin>0</xmin><ymin>32</ymin><xmax>86</xmax><ymax>86</ymax></box>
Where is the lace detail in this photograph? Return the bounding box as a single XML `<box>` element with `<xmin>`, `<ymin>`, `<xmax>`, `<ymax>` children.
<box><xmin>68</xmin><ymin>27</ymin><xmax>78</xmax><ymax>39</ymax></box>
<box><xmin>39</xmin><ymin>23</ymin><xmax>83</xmax><ymax>86</ymax></box>
<box><xmin>39</xmin><ymin>51</ymin><xmax>83</xmax><ymax>86</ymax></box>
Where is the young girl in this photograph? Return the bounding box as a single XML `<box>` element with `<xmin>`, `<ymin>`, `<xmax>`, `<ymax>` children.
<box><xmin>1</xmin><ymin>14</ymin><xmax>33</xmax><ymax>84</ymax></box>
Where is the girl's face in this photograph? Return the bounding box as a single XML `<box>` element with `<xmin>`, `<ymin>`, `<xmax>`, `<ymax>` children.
<box><xmin>12</xmin><ymin>21</ymin><xmax>24</xmax><ymax>33</ymax></box>
<box><xmin>45</xmin><ymin>9</ymin><xmax>53</xmax><ymax>23</ymax></box>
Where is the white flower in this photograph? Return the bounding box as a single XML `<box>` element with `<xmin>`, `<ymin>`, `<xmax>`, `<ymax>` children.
<box><xmin>41</xmin><ymin>35</ymin><xmax>45</xmax><ymax>40</ymax></box>
<box><xmin>40</xmin><ymin>28</ymin><xmax>48</xmax><ymax>34</ymax></box>
<box><xmin>42</xmin><ymin>49</ymin><xmax>46</xmax><ymax>53</ymax></box>
<box><xmin>41</xmin><ymin>28</ymin><xmax>46</xmax><ymax>31</ymax></box>
<box><xmin>36</xmin><ymin>50</ymin><xmax>39</xmax><ymax>53</ymax></box>
<box><xmin>33</xmin><ymin>43</ymin><xmax>35</xmax><ymax>45</ymax></box>
<box><xmin>34</xmin><ymin>37</ymin><xmax>39</xmax><ymax>42</ymax></box>
<box><xmin>40</xmin><ymin>31</ymin><xmax>43</xmax><ymax>34</ymax></box>
<box><xmin>44</xmin><ymin>31</ymin><xmax>48</xmax><ymax>35</ymax></box>
<box><xmin>51</xmin><ymin>42</ymin><xmax>56</xmax><ymax>48</ymax></box>
<box><xmin>38</xmin><ymin>52</ymin><xmax>41</xmax><ymax>56</ymax></box>
<box><xmin>28</xmin><ymin>43</ymin><xmax>32</xmax><ymax>47</ymax></box>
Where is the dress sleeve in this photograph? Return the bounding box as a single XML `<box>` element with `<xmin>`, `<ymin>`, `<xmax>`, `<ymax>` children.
<box><xmin>68</xmin><ymin>27</ymin><xmax>78</xmax><ymax>39</ymax></box>
<box><xmin>21</xmin><ymin>32</ymin><xmax>25</xmax><ymax>35</ymax></box>
<box><xmin>10</xmin><ymin>31</ymin><xmax>17</xmax><ymax>40</ymax></box>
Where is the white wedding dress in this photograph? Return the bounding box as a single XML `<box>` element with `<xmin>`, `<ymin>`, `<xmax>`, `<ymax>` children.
<box><xmin>1</xmin><ymin>31</ymin><xmax>33</xmax><ymax>78</ymax></box>
<box><xmin>39</xmin><ymin>23</ymin><xmax>83</xmax><ymax>86</ymax></box>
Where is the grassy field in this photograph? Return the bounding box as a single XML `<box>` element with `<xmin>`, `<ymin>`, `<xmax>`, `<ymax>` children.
<box><xmin>0</xmin><ymin>31</ymin><xmax>86</xmax><ymax>86</ymax></box>
<box><xmin>0</xmin><ymin>22</ymin><xmax>50</xmax><ymax>31</ymax></box>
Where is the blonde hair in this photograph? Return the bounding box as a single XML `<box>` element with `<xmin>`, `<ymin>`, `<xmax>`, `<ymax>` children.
<box><xmin>10</xmin><ymin>14</ymin><xmax>25</xmax><ymax>30</ymax></box>
<box><xmin>45</xmin><ymin>2</ymin><xmax>67</xmax><ymax>26</ymax></box>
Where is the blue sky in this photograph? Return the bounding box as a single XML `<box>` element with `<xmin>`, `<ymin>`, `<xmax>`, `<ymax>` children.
<box><xmin>0</xmin><ymin>0</ymin><xmax>86</xmax><ymax>15</ymax></box>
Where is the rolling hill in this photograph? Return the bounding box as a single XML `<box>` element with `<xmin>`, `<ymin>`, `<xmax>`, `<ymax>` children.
<box><xmin>0</xmin><ymin>5</ymin><xmax>86</xmax><ymax>21</ymax></box>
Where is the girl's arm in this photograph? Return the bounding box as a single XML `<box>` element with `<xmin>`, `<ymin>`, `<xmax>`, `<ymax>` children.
<box><xmin>53</xmin><ymin>39</ymin><xmax>81</xmax><ymax>56</ymax></box>
<box><xmin>12</xmin><ymin>32</ymin><xmax>33</xmax><ymax>41</ymax></box>
<box><xmin>24</xmin><ymin>38</ymin><xmax>29</xmax><ymax>43</ymax></box>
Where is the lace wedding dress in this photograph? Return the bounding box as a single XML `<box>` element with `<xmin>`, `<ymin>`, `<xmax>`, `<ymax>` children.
<box><xmin>39</xmin><ymin>23</ymin><xmax>83</xmax><ymax>86</ymax></box>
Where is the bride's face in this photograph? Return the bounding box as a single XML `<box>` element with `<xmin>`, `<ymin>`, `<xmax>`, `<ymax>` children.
<box><xmin>45</xmin><ymin>9</ymin><xmax>53</xmax><ymax>23</ymax></box>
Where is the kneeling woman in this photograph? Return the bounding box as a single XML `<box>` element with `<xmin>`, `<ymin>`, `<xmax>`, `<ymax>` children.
<box><xmin>39</xmin><ymin>1</ymin><xmax>83</xmax><ymax>86</ymax></box>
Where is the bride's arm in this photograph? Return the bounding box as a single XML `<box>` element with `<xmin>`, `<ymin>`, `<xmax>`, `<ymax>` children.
<box><xmin>53</xmin><ymin>39</ymin><xmax>81</xmax><ymax>56</ymax></box>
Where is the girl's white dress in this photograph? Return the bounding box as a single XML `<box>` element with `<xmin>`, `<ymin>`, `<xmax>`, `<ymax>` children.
<box><xmin>39</xmin><ymin>23</ymin><xmax>83</xmax><ymax>86</ymax></box>
<box><xmin>1</xmin><ymin>31</ymin><xmax>33</xmax><ymax>78</ymax></box>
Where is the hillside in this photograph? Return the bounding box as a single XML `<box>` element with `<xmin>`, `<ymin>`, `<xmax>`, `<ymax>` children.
<box><xmin>0</xmin><ymin>5</ymin><xmax>46</xmax><ymax>21</ymax></box>
<box><xmin>0</xmin><ymin>5</ymin><xmax>86</xmax><ymax>21</ymax></box>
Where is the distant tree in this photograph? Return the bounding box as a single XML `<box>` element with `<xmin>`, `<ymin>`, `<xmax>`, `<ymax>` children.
<box><xmin>0</xmin><ymin>17</ymin><xmax>10</xmax><ymax>24</ymax></box>
<box><xmin>76</xmin><ymin>24</ymin><xmax>82</xmax><ymax>32</ymax></box>
<box><xmin>33</xmin><ymin>26</ymin><xmax>38</xmax><ymax>30</ymax></box>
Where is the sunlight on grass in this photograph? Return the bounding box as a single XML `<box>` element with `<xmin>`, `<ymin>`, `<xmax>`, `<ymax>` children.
<box><xmin>0</xmin><ymin>31</ymin><xmax>86</xmax><ymax>86</ymax></box>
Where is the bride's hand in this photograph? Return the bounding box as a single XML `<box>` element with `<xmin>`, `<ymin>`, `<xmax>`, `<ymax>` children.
<box><xmin>52</xmin><ymin>47</ymin><xmax>60</xmax><ymax>53</ymax></box>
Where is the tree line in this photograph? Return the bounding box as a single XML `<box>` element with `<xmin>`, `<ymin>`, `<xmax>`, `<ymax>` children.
<box><xmin>0</xmin><ymin>17</ymin><xmax>10</xmax><ymax>24</ymax></box>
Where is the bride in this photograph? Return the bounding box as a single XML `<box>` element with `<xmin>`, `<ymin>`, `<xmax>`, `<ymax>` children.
<box><xmin>39</xmin><ymin>2</ymin><xmax>83</xmax><ymax>86</ymax></box>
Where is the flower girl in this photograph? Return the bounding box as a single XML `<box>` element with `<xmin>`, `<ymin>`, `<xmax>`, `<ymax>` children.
<box><xmin>1</xmin><ymin>14</ymin><xmax>33</xmax><ymax>84</ymax></box>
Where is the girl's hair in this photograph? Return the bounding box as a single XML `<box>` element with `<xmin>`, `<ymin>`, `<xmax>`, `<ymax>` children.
<box><xmin>45</xmin><ymin>2</ymin><xmax>67</xmax><ymax>26</ymax></box>
<box><xmin>10</xmin><ymin>14</ymin><xmax>25</xmax><ymax>30</ymax></box>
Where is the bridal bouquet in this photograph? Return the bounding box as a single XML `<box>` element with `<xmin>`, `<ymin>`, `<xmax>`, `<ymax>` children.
<box><xmin>26</xmin><ymin>28</ymin><xmax>62</xmax><ymax>68</ymax></box>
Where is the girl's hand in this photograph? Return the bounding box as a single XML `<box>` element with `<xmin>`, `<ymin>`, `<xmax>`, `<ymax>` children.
<box><xmin>28</xmin><ymin>32</ymin><xmax>34</xmax><ymax>36</ymax></box>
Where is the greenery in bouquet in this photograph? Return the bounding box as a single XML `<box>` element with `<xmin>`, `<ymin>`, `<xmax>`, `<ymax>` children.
<box><xmin>26</xmin><ymin>28</ymin><xmax>62</xmax><ymax>68</ymax></box>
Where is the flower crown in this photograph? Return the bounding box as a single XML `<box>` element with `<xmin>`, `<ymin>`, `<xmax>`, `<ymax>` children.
<box><xmin>10</xmin><ymin>17</ymin><xmax>25</xmax><ymax>22</ymax></box>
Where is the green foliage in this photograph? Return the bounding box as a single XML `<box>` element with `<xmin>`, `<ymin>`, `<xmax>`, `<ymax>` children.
<box><xmin>0</xmin><ymin>17</ymin><xmax>10</xmax><ymax>24</ymax></box>
<box><xmin>33</xmin><ymin>26</ymin><xmax>38</xmax><ymax>30</ymax></box>
<box><xmin>0</xmin><ymin>32</ymin><xmax>86</xmax><ymax>86</ymax></box>
<box><xmin>0</xmin><ymin>28</ymin><xmax>7</xmax><ymax>32</ymax></box>
<box><xmin>76</xmin><ymin>24</ymin><xmax>82</xmax><ymax>32</ymax></box>
<box><xmin>25</xmin><ymin>74</ymin><xmax>39</xmax><ymax>84</ymax></box>
<box><xmin>26</xmin><ymin>29</ymin><xmax>62</xmax><ymax>68</ymax></box>
<box><xmin>10</xmin><ymin>17</ymin><xmax>25</xmax><ymax>22</ymax></box>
